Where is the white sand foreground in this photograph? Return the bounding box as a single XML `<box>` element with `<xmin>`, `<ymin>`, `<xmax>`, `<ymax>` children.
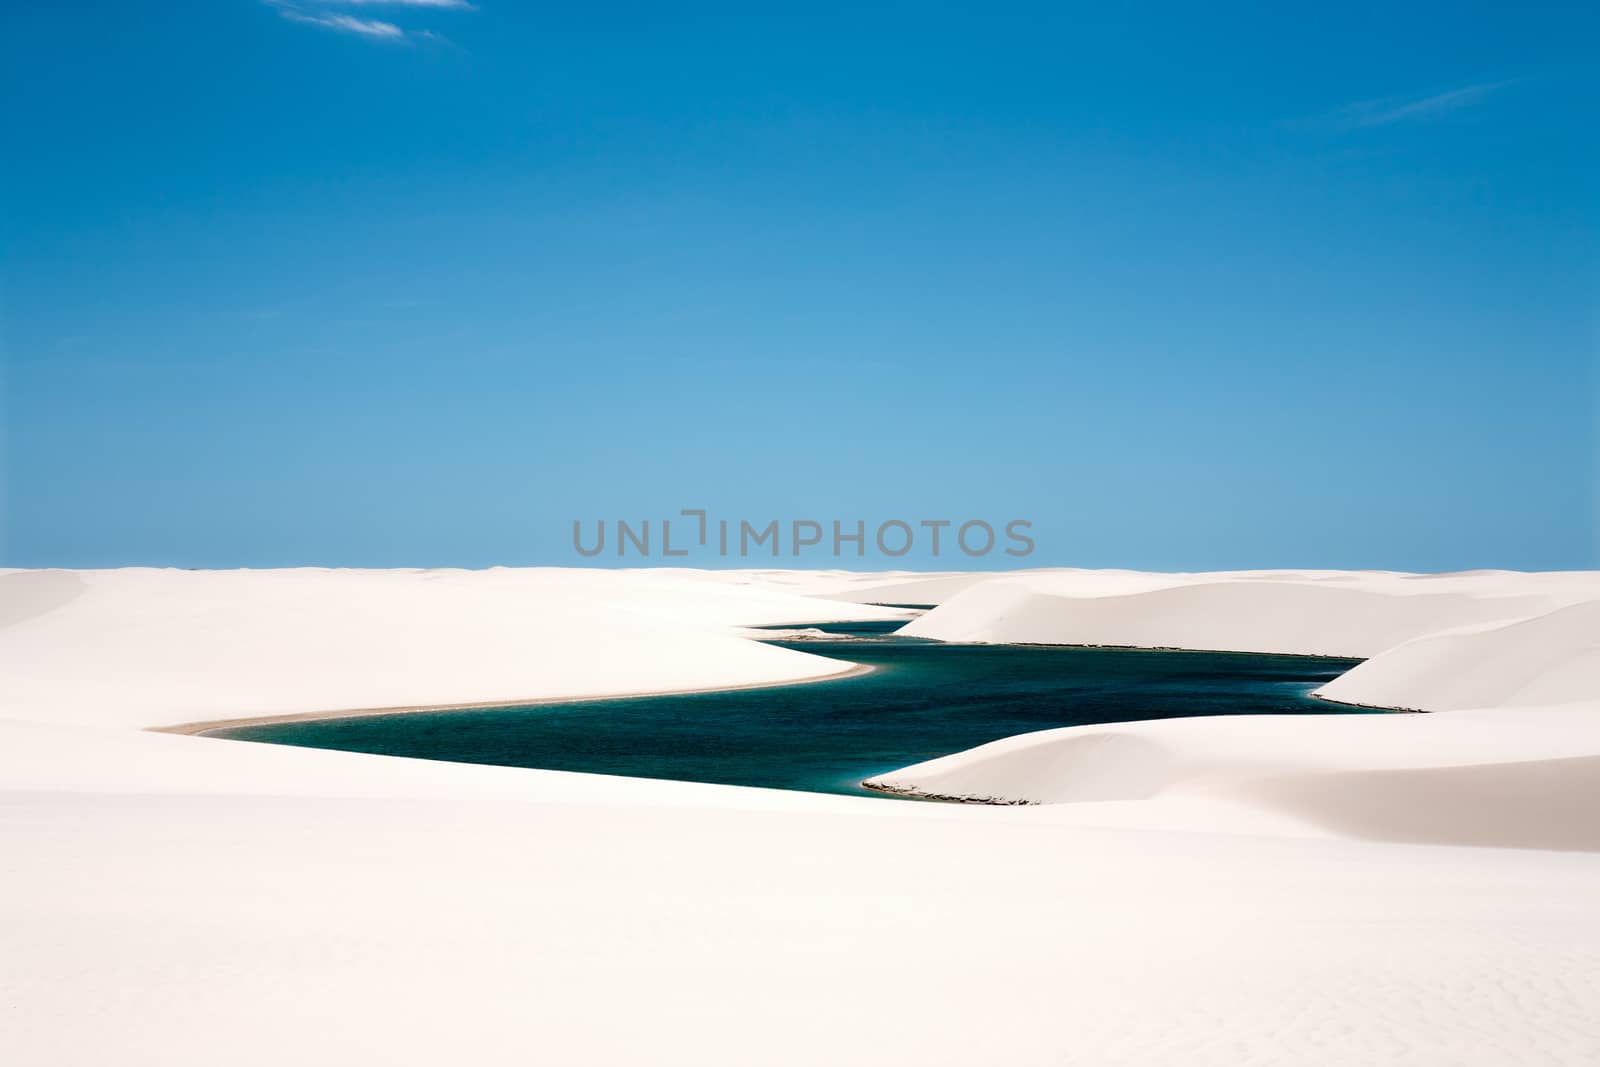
<box><xmin>3</xmin><ymin>566</ymin><xmax>1599</xmax><ymax>1065</ymax></box>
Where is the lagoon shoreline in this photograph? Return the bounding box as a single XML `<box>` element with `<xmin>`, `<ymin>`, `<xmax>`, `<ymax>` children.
<box><xmin>154</xmin><ymin>661</ymin><xmax>878</xmax><ymax>738</ymax></box>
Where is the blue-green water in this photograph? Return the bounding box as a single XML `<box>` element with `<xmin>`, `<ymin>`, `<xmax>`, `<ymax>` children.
<box><xmin>214</xmin><ymin>621</ymin><xmax>1364</xmax><ymax>797</ymax></box>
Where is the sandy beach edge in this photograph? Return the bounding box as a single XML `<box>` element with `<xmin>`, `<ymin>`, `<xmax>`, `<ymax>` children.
<box><xmin>152</xmin><ymin>661</ymin><xmax>876</xmax><ymax>737</ymax></box>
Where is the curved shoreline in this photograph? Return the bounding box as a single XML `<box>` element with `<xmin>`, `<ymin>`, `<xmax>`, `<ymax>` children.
<box><xmin>923</xmin><ymin>639</ymin><xmax>1368</xmax><ymax>661</ymax></box>
<box><xmin>1307</xmin><ymin>692</ymin><xmax>1426</xmax><ymax>714</ymax></box>
<box><xmin>859</xmin><ymin>780</ymin><xmax>1039</xmax><ymax>805</ymax></box>
<box><xmin>156</xmin><ymin>639</ymin><xmax>1390</xmax><ymax>758</ymax></box>
<box><xmin>152</xmin><ymin>661</ymin><xmax>876</xmax><ymax>737</ymax></box>
<box><xmin>858</xmin><ymin>679</ymin><xmax>1415</xmax><ymax>806</ymax></box>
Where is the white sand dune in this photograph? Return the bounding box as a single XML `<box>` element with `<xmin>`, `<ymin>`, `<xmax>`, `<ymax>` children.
<box><xmin>865</xmin><ymin>705</ymin><xmax>1600</xmax><ymax>845</ymax></box>
<box><xmin>812</xmin><ymin>569</ymin><xmax>1023</xmax><ymax>605</ymax></box>
<box><xmin>4</xmin><ymin>566</ymin><xmax>1600</xmax><ymax>1065</ymax></box>
<box><xmin>898</xmin><ymin>568</ymin><xmax>1600</xmax><ymax>657</ymax></box>
<box><xmin>1317</xmin><ymin>598</ymin><xmax>1600</xmax><ymax>710</ymax></box>
<box><xmin>870</xmin><ymin>569</ymin><xmax>1600</xmax><ymax>857</ymax></box>
<box><xmin>0</xmin><ymin>567</ymin><xmax>907</xmax><ymax>731</ymax></box>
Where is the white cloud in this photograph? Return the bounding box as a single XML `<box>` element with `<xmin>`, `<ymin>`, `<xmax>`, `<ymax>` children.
<box><xmin>267</xmin><ymin>0</ymin><xmax>476</xmax><ymax>42</ymax></box>
<box><xmin>1322</xmin><ymin>81</ymin><xmax>1513</xmax><ymax>130</ymax></box>
<box><xmin>328</xmin><ymin>0</ymin><xmax>476</xmax><ymax>7</ymax></box>
<box><xmin>276</xmin><ymin>8</ymin><xmax>406</xmax><ymax>38</ymax></box>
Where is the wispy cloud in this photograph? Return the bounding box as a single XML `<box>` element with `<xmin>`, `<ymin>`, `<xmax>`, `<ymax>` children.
<box><xmin>1315</xmin><ymin>80</ymin><xmax>1514</xmax><ymax>130</ymax></box>
<box><xmin>267</xmin><ymin>0</ymin><xmax>475</xmax><ymax>42</ymax></box>
<box><xmin>276</xmin><ymin>8</ymin><xmax>406</xmax><ymax>39</ymax></box>
<box><xmin>333</xmin><ymin>0</ymin><xmax>476</xmax><ymax>7</ymax></box>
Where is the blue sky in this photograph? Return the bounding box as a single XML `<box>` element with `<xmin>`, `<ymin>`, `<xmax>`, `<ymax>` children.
<box><xmin>3</xmin><ymin>1</ymin><xmax>1596</xmax><ymax>570</ymax></box>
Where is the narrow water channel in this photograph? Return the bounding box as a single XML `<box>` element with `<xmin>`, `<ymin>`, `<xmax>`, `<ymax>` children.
<box><xmin>212</xmin><ymin>620</ymin><xmax>1365</xmax><ymax>797</ymax></box>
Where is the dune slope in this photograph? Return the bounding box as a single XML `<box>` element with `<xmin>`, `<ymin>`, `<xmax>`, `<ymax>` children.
<box><xmin>872</xmin><ymin>570</ymin><xmax>1600</xmax><ymax>856</ymax></box>
<box><xmin>4</xmin><ymin>566</ymin><xmax>1600</xmax><ymax>1065</ymax></box>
